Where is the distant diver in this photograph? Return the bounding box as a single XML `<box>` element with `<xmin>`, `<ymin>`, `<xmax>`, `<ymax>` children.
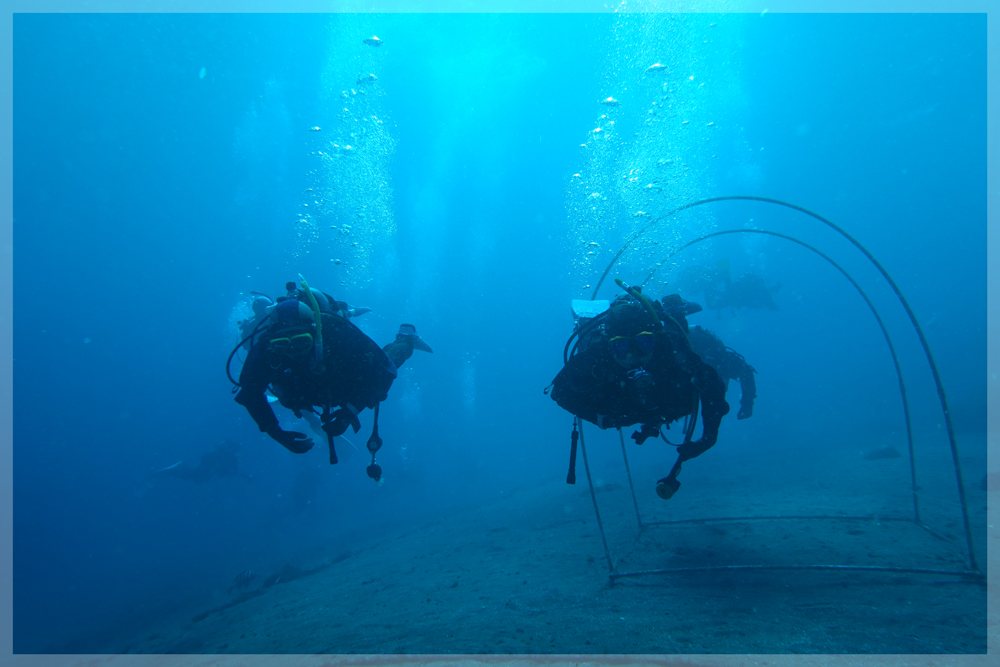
<box><xmin>238</xmin><ymin>294</ymin><xmax>275</xmax><ymax>352</ymax></box>
<box><xmin>673</xmin><ymin>259</ymin><xmax>780</xmax><ymax>313</ymax></box>
<box><xmin>229</xmin><ymin>278</ymin><xmax>432</xmax><ymax>482</ymax></box>
<box><xmin>549</xmin><ymin>281</ymin><xmax>729</xmax><ymax>499</ymax></box>
<box><xmin>718</xmin><ymin>271</ymin><xmax>780</xmax><ymax>312</ymax></box>
<box><xmin>151</xmin><ymin>440</ymin><xmax>246</xmax><ymax>484</ymax></box>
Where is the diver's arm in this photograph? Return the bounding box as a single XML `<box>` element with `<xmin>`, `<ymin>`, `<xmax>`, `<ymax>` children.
<box><xmin>235</xmin><ymin>346</ymin><xmax>281</xmax><ymax>433</ymax></box>
<box><xmin>235</xmin><ymin>386</ymin><xmax>313</xmax><ymax>454</ymax></box>
<box><xmin>235</xmin><ymin>347</ymin><xmax>313</xmax><ymax>453</ymax></box>
<box><xmin>677</xmin><ymin>363</ymin><xmax>729</xmax><ymax>461</ymax></box>
<box><xmin>234</xmin><ymin>387</ymin><xmax>277</xmax><ymax>435</ymax></box>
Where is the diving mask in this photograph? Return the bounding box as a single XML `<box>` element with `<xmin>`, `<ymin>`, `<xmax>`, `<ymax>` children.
<box><xmin>610</xmin><ymin>331</ymin><xmax>655</xmax><ymax>359</ymax></box>
<box><xmin>269</xmin><ymin>332</ymin><xmax>314</xmax><ymax>356</ymax></box>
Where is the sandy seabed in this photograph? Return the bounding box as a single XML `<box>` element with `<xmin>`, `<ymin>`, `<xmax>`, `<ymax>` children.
<box><xmin>86</xmin><ymin>430</ymin><xmax>993</xmax><ymax>659</ymax></box>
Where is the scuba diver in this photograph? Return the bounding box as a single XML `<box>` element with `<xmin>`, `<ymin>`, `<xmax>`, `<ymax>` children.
<box><xmin>228</xmin><ymin>278</ymin><xmax>431</xmax><ymax>482</ymax></box>
<box><xmin>661</xmin><ymin>294</ymin><xmax>758</xmax><ymax>420</ymax></box>
<box><xmin>549</xmin><ymin>280</ymin><xmax>729</xmax><ymax>499</ymax></box>
<box><xmin>238</xmin><ymin>291</ymin><xmax>374</xmax><ymax>443</ymax></box>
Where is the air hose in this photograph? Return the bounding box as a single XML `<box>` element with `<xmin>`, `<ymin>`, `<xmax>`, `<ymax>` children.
<box><xmin>298</xmin><ymin>276</ymin><xmax>325</xmax><ymax>375</ymax></box>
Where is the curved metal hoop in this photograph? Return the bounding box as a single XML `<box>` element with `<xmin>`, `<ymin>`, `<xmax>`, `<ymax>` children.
<box><xmin>592</xmin><ymin>196</ymin><xmax>977</xmax><ymax>573</ymax></box>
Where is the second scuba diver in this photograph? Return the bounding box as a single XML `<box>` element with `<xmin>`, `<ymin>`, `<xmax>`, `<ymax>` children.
<box><xmin>229</xmin><ymin>279</ymin><xmax>432</xmax><ymax>482</ymax></box>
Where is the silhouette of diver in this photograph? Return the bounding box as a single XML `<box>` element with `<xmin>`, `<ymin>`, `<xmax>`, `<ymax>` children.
<box><xmin>151</xmin><ymin>440</ymin><xmax>247</xmax><ymax>484</ymax></box>
<box><xmin>674</xmin><ymin>259</ymin><xmax>780</xmax><ymax>312</ymax></box>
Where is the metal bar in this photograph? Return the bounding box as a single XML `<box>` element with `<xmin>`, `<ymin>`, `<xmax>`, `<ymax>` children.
<box><xmin>916</xmin><ymin>521</ymin><xmax>961</xmax><ymax>544</ymax></box>
<box><xmin>617</xmin><ymin>428</ymin><xmax>643</xmax><ymax>530</ymax></box>
<box><xmin>642</xmin><ymin>515</ymin><xmax>915</xmax><ymax>527</ymax></box>
<box><xmin>578</xmin><ymin>422</ymin><xmax>615</xmax><ymax>579</ymax></box>
<box><xmin>610</xmin><ymin>564</ymin><xmax>985</xmax><ymax>581</ymax></box>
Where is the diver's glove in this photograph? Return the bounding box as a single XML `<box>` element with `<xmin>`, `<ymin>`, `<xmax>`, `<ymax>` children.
<box><xmin>737</xmin><ymin>403</ymin><xmax>753</xmax><ymax>420</ymax></box>
<box><xmin>631</xmin><ymin>423</ymin><xmax>660</xmax><ymax>445</ymax></box>
<box><xmin>267</xmin><ymin>427</ymin><xmax>314</xmax><ymax>454</ymax></box>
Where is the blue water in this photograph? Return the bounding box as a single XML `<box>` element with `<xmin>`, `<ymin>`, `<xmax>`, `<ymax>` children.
<box><xmin>13</xmin><ymin>12</ymin><xmax>986</xmax><ymax>653</ymax></box>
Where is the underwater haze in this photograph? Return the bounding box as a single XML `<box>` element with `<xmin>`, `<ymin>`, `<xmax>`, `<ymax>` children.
<box><xmin>13</xmin><ymin>12</ymin><xmax>986</xmax><ymax>654</ymax></box>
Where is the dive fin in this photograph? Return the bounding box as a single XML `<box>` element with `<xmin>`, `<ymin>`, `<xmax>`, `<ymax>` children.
<box><xmin>397</xmin><ymin>323</ymin><xmax>433</xmax><ymax>353</ymax></box>
<box><xmin>412</xmin><ymin>335</ymin><xmax>433</xmax><ymax>354</ymax></box>
<box><xmin>155</xmin><ymin>461</ymin><xmax>183</xmax><ymax>474</ymax></box>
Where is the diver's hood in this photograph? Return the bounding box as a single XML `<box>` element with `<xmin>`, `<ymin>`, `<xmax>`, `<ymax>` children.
<box><xmin>606</xmin><ymin>303</ymin><xmax>656</xmax><ymax>338</ymax></box>
<box><xmin>271</xmin><ymin>299</ymin><xmax>315</xmax><ymax>327</ymax></box>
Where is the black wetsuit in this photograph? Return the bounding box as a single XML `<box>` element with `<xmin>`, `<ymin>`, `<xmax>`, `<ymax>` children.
<box><xmin>235</xmin><ymin>311</ymin><xmax>410</xmax><ymax>452</ymax></box>
<box><xmin>551</xmin><ymin>313</ymin><xmax>729</xmax><ymax>462</ymax></box>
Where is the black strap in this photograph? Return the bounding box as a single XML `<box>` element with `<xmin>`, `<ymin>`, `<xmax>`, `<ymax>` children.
<box><xmin>366</xmin><ymin>403</ymin><xmax>383</xmax><ymax>482</ymax></box>
<box><xmin>320</xmin><ymin>404</ymin><xmax>338</xmax><ymax>465</ymax></box>
<box><xmin>566</xmin><ymin>419</ymin><xmax>579</xmax><ymax>484</ymax></box>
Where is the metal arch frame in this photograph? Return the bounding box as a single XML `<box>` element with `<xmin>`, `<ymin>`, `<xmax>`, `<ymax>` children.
<box><xmin>588</xmin><ymin>195</ymin><xmax>977</xmax><ymax>573</ymax></box>
<box><xmin>574</xmin><ymin>207</ymin><xmax>983</xmax><ymax>584</ymax></box>
<box><xmin>577</xmin><ymin>423</ymin><xmax>983</xmax><ymax>586</ymax></box>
